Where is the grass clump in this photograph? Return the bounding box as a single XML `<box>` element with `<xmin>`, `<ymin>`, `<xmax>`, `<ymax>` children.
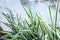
<box><xmin>0</xmin><ymin>1</ymin><xmax>60</xmax><ymax>40</ymax></box>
